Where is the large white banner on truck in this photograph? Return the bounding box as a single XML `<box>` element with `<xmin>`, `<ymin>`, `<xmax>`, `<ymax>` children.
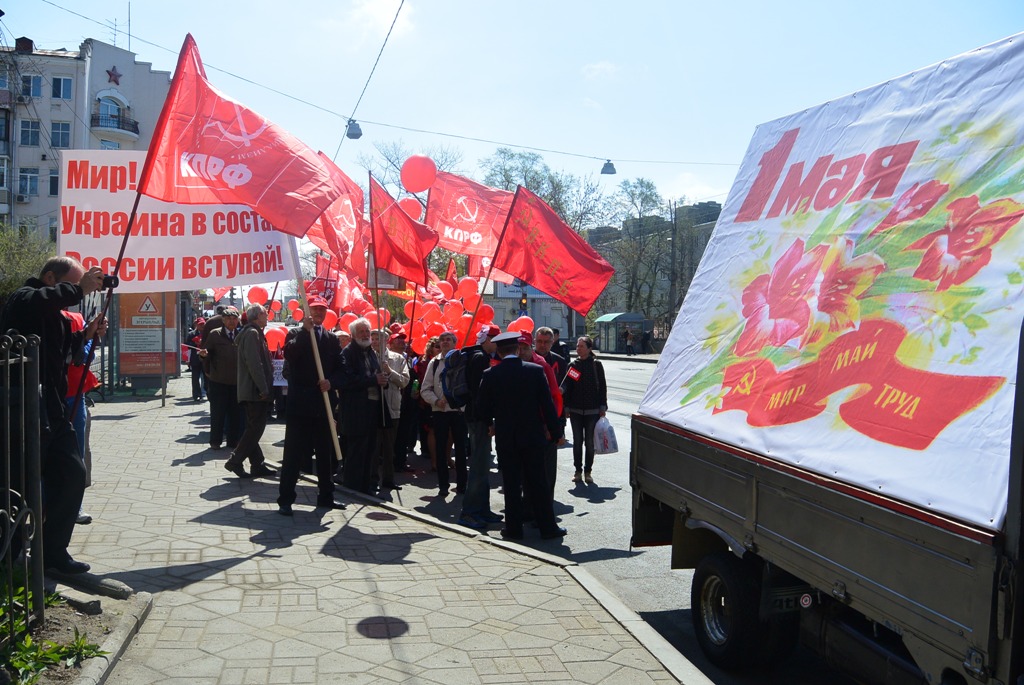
<box><xmin>639</xmin><ymin>34</ymin><xmax>1024</xmax><ymax>531</ymax></box>
<box><xmin>58</xmin><ymin>150</ymin><xmax>291</xmax><ymax>293</ymax></box>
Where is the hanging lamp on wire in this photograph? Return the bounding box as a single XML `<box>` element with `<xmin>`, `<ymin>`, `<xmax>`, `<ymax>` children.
<box><xmin>600</xmin><ymin>159</ymin><xmax>616</xmax><ymax>174</ymax></box>
<box><xmin>345</xmin><ymin>119</ymin><xmax>363</xmax><ymax>140</ymax></box>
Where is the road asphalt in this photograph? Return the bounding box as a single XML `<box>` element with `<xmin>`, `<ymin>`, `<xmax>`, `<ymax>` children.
<box><xmin>52</xmin><ymin>355</ymin><xmax>719</xmax><ymax>685</ymax></box>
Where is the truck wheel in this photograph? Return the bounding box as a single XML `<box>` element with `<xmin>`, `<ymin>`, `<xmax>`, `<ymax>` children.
<box><xmin>691</xmin><ymin>551</ymin><xmax>761</xmax><ymax>669</ymax></box>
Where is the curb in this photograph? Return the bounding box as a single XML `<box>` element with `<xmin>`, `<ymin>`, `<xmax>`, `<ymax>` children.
<box><xmin>75</xmin><ymin>591</ymin><xmax>153</xmax><ymax>685</ymax></box>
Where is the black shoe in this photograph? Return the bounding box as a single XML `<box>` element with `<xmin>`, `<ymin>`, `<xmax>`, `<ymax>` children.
<box><xmin>277</xmin><ymin>504</ymin><xmax>293</xmax><ymax>516</ymax></box>
<box><xmin>541</xmin><ymin>527</ymin><xmax>568</xmax><ymax>540</ymax></box>
<box><xmin>209</xmin><ymin>443</ymin><xmax>223</xmax><ymax>450</ymax></box>
<box><xmin>380</xmin><ymin>481</ymin><xmax>401</xmax><ymax>491</ymax></box>
<box><xmin>250</xmin><ymin>464</ymin><xmax>278</xmax><ymax>478</ymax></box>
<box><xmin>437</xmin><ymin>488</ymin><xmax>449</xmax><ymax>498</ymax></box>
<box><xmin>481</xmin><ymin>511</ymin><xmax>503</xmax><ymax>523</ymax></box>
<box><xmin>47</xmin><ymin>558</ymin><xmax>90</xmax><ymax>574</ymax></box>
<box><xmin>316</xmin><ymin>499</ymin><xmax>348</xmax><ymax>510</ymax></box>
<box><xmin>224</xmin><ymin>462</ymin><xmax>252</xmax><ymax>479</ymax></box>
<box><xmin>455</xmin><ymin>486</ymin><xmax>466</xmax><ymax>494</ymax></box>
<box><xmin>499</xmin><ymin>528</ymin><xmax>524</xmax><ymax>541</ymax></box>
<box><xmin>226</xmin><ymin>442</ymin><xmax>238</xmax><ymax>449</ymax></box>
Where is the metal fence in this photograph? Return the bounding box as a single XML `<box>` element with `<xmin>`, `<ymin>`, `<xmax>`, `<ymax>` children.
<box><xmin>0</xmin><ymin>332</ymin><xmax>44</xmax><ymax>650</ymax></box>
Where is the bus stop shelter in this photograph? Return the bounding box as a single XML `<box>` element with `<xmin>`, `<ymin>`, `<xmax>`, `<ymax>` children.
<box><xmin>593</xmin><ymin>312</ymin><xmax>647</xmax><ymax>353</ymax></box>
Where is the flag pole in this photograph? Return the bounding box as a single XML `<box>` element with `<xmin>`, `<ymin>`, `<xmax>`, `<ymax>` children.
<box><xmin>368</xmin><ymin>173</ymin><xmax>388</xmax><ymax>424</ymax></box>
<box><xmin>284</xmin><ymin>236</ymin><xmax>344</xmax><ymax>465</ymax></box>
<box><xmin>459</xmin><ymin>185</ymin><xmax>522</xmax><ymax>346</ymax></box>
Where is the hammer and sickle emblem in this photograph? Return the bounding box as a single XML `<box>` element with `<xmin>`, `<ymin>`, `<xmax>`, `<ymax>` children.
<box><xmin>453</xmin><ymin>196</ymin><xmax>479</xmax><ymax>223</ymax></box>
<box><xmin>734</xmin><ymin>369</ymin><xmax>756</xmax><ymax>396</ymax></box>
<box><xmin>202</xmin><ymin>102</ymin><xmax>269</xmax><ymax>147</ymax></box>
<box><xmin>335</xmin><ymin>199</ymin><xmax>357</xmax><ymax>230</ymax></box>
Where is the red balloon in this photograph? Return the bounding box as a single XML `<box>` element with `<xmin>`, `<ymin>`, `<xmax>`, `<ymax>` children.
<box><xmin>462</xmin><ymin>293</ymin><xmax>481</xmax><ymax>312</ymax></box>
<box><xmin>264</xmin><ymin>325</ymin><xmax>287</xmax><ymax>352</ymax></box>
<box><xmin>514</xmin><ymin>315</ymin><xmax>534</xmax><ymax>333</ymax></box>
<box><xmin>437</xmin><ymin>281</ymin><xmax>455</xmax><ymax>300</ymax></box>
<box><xmin>478</xmin><ymin>303</ymin><xmax>494</xmax><ymax>323</ymax></box>
<box><xmin>247</xmin><ymin>286</ymin><xmax>268</xmax><ymax>305</ymax></box>
<box><xmin>421</xmin><ymin>303</ymin><xmax>442</xmax><ymax>324</ymax></box>
<box><xmin>339</xmin><ymin>312</ymin><xmax>358</xmax><ymax>330</ymax></box>
<box><xmin>378</xmin><ymin>308</ymin><xmax>391</xmax><ymax>326</ymax></box>
<box><xmin>403</xmin><ymin>300</ymin><xmax>416</xmax><ymax>319</ymax></box>
<box><xmin>266</xmin><ymin>309</ymin><xmax>275</xmax><ymax>321</ymax></box>
<box><xmin>410</xmin><ymin>320</ymin><xmax>426</xmax><ymax>338</ymax></box>
<box><xmin>269</xmin><ymin>300</ymin><xmax>282</xmax><ymax>312</ymax></box>
<box><xmin>410</xmin><ymin>335</ymin><xmax>428</xmax><ymax>356</ymax></box>
<box><xmin>323</xmin><ymin>310</ymin><xmax>339</xmax><ymax>330</ymax></box>
<box><xmin>398</xmin><ymin>197</ymin><xmax>423</xmax><ymax>220</ymax></box>
<box><xmin>457</xmin><ymin>277</ymin><xmax>479</xmax><ymax>298</ymax></box>
<box><xmin>400</xmin><ymin>155</ymin><xmax>438</xmax><ymax>194</ymax></box>
<box><xmin>426</xmin><ymin>321</ymin><xmax>446</xmax><ymax>337</ymax></box>
<box><xmin>366</xmin><ymin>311</ymin><xmax>380</xmax><ymax>329</ymax></box>
<box><xmin>287</xmin><ymin>298</ymin><xmax>300</xmax><ymax>311</ymax></box>
<box><xmin>292</xmin><ymin>308</ymin><xmax>305</xmax><ymax>322</ymax></box>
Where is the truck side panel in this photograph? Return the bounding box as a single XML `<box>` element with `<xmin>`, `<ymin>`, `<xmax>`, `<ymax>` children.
<box><xmin>632</xmin><ymin>415</ymin><xmax>1005</xmax><ymax>680</ymax></box>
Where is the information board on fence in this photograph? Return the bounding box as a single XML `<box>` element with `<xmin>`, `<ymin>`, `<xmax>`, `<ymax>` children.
<box><xmin>639</xmin><ymin>33</ymin><xmax>1024</xmax><ymax>531</ymax></box>
<box><xmin>58</xmin><ymin>150</ymin><xmax>292</xmax><ymax>293</ymax></box>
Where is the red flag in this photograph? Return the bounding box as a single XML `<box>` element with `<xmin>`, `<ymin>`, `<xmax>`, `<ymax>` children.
<box><xmin>369</xmin><ymin>176</ymin><xmax>438</xmax><ymax>287</ymax></box>
<box><xmin>306</xmin><ymin>153</ymin><xmax>365</xmax><ymax>266</ymax></box>
<box><xmin>467</xmin><ymin>254</ymin><xmax>515</xmax><ymax>285</ymax></box>
<box><xmin>307</xmin><ymin>254</ymin><xmax>341</xmax><ymax>309</ymax></box>
<box><xmin>212</xmin><ymin>287</ymin><xmax>231</xmax><ymax>302</ymax></box>
<box><xmin>417</xmin><ymin>269</ymin><xmax>448</xmax><ymax>304</ymax></box>
<box><xmin>445</xmin><ymin>258</ymin><xmax>458</xmax><ymax>289</ymax></box>
<box><xmin>425</xmin><ymin>171</ymin><xmax>514</xmax><ymax>256</ymax></box>
<box><xmin>138</xmin><ymin>34</ymin><xmax>341</xmax><ymax>237</ymax></box>
<box><xmin>494</xmin><ymin>186</ymin><xmax>614</xmax><ymax>316</ymax></box>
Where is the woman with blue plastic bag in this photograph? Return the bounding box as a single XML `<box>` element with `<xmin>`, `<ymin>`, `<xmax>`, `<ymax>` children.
<box><xmin>559</xmin><ymin>336</ymin><xmax>608</xmax><ymax>484</ymax></box>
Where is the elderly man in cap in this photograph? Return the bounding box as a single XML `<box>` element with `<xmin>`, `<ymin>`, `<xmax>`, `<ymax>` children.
<box><xmin>477</xmin><ymin>331</ymin><xmax>565</xmax><ymax>541</ymax></box>
<box><xmin>373</xmin><ymin>330</ymin><xmax>410</xmax><ymax>491</ymax></box>
<box><xmin>199</xmin><ymin>306</ymin><xmax>244</xmax><ymax>451</ymax></box>
<box><xmin>338</xmin><ymin>317</ymin><xmax>389</xmax><ymax>494</ymax></box>
<box><xmin>277</xmin><ymin>297</ymin><xmax>347</xmax><ymax>515</ymax></box>
<box><xmin>457</xmin><ymin>323</ymin><xmax>503</xmax><ymax>529</ymax></box>
<box><xmin>225</xmin><ymin>304</ymin><xmax>277</xmax><ymax>479</ymax></box>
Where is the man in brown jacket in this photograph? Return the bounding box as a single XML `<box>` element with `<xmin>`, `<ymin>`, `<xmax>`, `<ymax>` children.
<box><xmin>225</xmin><ymin>304</ymin><xmax>276</xmax><ymax>479</ymax></box>
<box><xmin>199</xmin><ymin>306</ymin><xmax>244</xmax><ymax>450</ymax></box>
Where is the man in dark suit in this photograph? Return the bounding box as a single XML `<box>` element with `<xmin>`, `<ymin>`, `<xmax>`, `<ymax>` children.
<box><xmin>477</xmin><ymin>332</ymin><xmax>566</xmax><ymax>541</ymax></box>
<box><xmin>199</xmin><ymin>306</ymin><xmax>244</xmax><ymax>451</ymax></box>
<box><xmin>337</xmin><ymin>317</ymin><xmax>388</xmax><ymax>494</ymax></box>
<box><xmin>277</xmin><ymin>297</ymin><xmax>347</xmax><ymax>515</ymax></box>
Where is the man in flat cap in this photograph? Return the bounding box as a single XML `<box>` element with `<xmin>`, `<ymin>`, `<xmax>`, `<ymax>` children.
<box><xmin>200</xmin><ymin>306</ymin><xmax>243</xmax><ymax>451</ymax></box>
<box><xmin>457</xmin><ymin>324</ymin><xmax>503</xmax><ymax>529</ymax></box>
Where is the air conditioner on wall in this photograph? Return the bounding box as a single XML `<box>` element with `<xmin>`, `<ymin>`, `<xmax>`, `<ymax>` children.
<box><xmin>15</xmin><ymin>94</ymin><xmax>28</xmax><ymax>104</ymax></box>
<box><xmin>15</xmin><ymin>194</ymin><xmax>28</xmax><ymax>203</ymax></box>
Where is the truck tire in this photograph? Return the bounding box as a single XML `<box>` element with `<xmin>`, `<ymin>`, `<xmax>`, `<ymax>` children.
<box><xmin>691</xmin><ymin>551</ymin><xmax>762</xmax><ymax>669</ymax></box>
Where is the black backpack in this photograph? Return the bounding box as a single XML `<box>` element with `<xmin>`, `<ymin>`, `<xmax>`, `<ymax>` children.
<box><xmin>440</xmin><ymin>349</ymin><xmax>471</xmax><ymax>409</ymax></box>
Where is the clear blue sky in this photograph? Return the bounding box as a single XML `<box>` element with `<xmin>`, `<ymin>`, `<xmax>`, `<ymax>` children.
<box><xmin>8</xmin><ymin>0</ymin><xmax>1024</xmax><ymax>209</ymax></box>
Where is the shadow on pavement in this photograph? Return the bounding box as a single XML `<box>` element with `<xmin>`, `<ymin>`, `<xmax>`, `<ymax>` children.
<box><xmin>567</xmin><ymin>482</ymin><xmax>620</xmax><ymax>504</ymax></box>
<box><xmin>320</xmin><ymin>522</ymin><xmax>433</xmax><ymax>565</ymax></box>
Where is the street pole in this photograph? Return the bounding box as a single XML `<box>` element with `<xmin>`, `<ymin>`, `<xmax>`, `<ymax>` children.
<box><xmin>668</xmin><ymin>200</ymin><xmax>678</xmax><ymax>333</ymax></box>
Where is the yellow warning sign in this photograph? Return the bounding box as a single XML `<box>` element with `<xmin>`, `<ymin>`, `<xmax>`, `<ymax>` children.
<box><xmin>138</xmin><ymin>296</ymin><xmax>158</xmax><ymax>314</ymax></box>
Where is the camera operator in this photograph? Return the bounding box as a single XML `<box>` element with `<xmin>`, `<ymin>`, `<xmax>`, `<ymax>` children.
<box><xmin>1</xmin><ymin>256</ymin><xmax>106</xmax><ymax>574</ymax></box>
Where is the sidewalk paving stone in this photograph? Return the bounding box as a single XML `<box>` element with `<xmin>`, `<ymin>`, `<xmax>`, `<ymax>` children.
<box><xmin>63</xmin><ymin>373</ymin><xmax>701</xmax><ymax>684</ymax></box>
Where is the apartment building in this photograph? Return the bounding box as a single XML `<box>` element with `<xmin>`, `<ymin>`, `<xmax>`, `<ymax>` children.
<box><xmin>0</xmin><ymin>36</ymin><xmax>169</xmax><ymax>239</ymax></box>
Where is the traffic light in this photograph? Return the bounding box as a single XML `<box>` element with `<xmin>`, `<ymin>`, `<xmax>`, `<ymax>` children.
<box><xmin>519</xmin><ymin>295</ymin><xmax>528</xmax><ymax>310</ymax></box>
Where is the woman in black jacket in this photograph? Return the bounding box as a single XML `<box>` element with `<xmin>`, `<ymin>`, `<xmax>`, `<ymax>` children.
<box><xmin>559</xmin><ymin>336</ymin><xmax>607</xmax><ymax>484</ymax></box>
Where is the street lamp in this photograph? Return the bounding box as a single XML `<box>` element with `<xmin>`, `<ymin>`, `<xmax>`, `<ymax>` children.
<box><xmin>601</xmin><ymin>160</ymin><xmax>616</xmax><ymax>175</ymax></box>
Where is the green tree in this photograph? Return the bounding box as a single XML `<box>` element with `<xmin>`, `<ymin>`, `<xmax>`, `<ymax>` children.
<box><xmin>601</xmin><ymin>178</ymin><xmax>667</xmax><ymax>315</ymax></box>
<box><xmin>0</xmin><ymin>225</ymin><xmax>56</xmax><ymax>310</ymax></box>
<box><xmin>479</xmin><ymin>148</ymin><xmax>610</xmax><ymax>232</ymax></box>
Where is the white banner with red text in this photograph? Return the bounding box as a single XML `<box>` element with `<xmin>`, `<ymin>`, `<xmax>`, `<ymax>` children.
<box><xmin>639</xmin><ymin>33</ymin><xmax>1024</xmax><ymax>531</ymax></box>
<box><xmin>58</xmin><ymin>150</ymin><xmax>291</xmax><ymax>293</ymax></box>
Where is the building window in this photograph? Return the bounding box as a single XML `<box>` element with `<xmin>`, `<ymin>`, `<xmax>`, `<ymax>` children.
<box><xmin>18</xmin><ymin>168</ymin><xmax>39</xmax><ymax>196</ymax></box>
<box><xmin>0</xmin><ymin>159</ymin><xmax>7</xmax><ymax>190</ymax></box>
<box><xmin>99</xmin><ymin>97</ymin><xmax>121</xmax><ymax>121</ymax></box>
<box><xmin>52</xmin><ymin>77</ymin><xmax>72</xmax><ymax>99</ymax></box>
<box><xmin>49</xmin><ymin>168</ymin><xmax>60</xmax><ymax>196</ymax></box>
<box><xmin>100</xmin><ymin>139</ymin><xmax>120</xmax><ymax>150</ymax></box>
<box><xmin>0</xmin><ymin>68</ymin><xmax>8</xmax><ymax>90</ymax></box>
<box><xmin>17</xmin><ymin>216</ymin><xmax>38</xmax><ymax>237</ymax></box>
<box><xmin>20</xmin><ymin>75</ymin><xmax>42</xmax><ymax>97</ymax></box>
<box><xmin>51</xmin><ymin>122</ymin><xmax>71</xmax><ymax>148</ymax></box>
<box><xmin>49</xmin><ymin>217</ymin><xmax>59</xmax><ymax>243</ymax></box>
<box><xmin>19</xmin><ymin>120</ymin><xmax>40</xmax><ymax>146</ymax></box>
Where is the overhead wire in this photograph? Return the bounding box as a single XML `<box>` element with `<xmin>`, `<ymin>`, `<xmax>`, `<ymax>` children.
<box><xmin>32</xmin><ymin>0</ymin><xmax>739</xmax><ymax>173</ymax></box>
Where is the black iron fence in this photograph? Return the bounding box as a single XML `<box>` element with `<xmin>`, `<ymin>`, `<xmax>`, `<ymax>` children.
<box><xmin>0</xmin><ymin>332</ymin><xmax>44</xmax><ymax>650</ymax></box>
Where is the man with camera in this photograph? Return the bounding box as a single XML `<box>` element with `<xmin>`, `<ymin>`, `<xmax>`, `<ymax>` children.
<box><xmin>1</xmin><ymin>256</ymin><xmax>106</xmax><ymax>574</ymax></box>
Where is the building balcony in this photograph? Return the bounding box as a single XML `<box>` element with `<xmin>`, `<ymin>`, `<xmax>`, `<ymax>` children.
<box><xmin>91</xmin><ymin>113</ymin><xmax>140</xmax><ymax>139</ymax></box>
